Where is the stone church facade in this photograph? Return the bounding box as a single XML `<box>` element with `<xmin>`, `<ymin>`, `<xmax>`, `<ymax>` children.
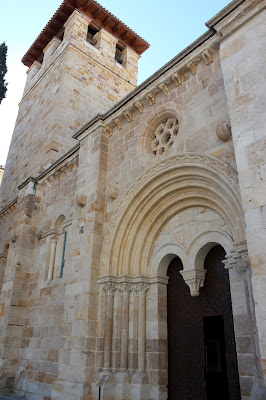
<box><xmin>0</xmin><ymin>0</ymin><xmax>265</xmax><ymax>399</ymax></box>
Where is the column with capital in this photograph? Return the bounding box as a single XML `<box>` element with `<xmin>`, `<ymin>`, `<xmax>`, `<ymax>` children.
<box><xmin>223</xmin><ymin>244</ymin><xmax>265</xmax><ymax>396</ymax></box>
<box><xmin>132</xmin><ymin>282</ymin><xmax>150</xmax><ymax>400</ymax></box>
<box><xmin>135</xmin><ymin>283</ymin><xmax>149</xmax><ymax>372</ymax></box>
<box><xmin>103</xmin><ymin>282</ymin><xmax>116</xmax><ymax>371</ymax></box>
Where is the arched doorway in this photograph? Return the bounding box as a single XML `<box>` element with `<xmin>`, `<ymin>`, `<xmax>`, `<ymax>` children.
<box><xmin>167</xmin><ymin>245</ymin><xmax>241</xmax><ymax>400</ymax></box>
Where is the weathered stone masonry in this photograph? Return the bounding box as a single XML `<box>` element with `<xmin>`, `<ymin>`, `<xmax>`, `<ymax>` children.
<box><xmin>0</xmin><ymin>0</ymin><xmax>265</xmax><ymax>399</ymax></box>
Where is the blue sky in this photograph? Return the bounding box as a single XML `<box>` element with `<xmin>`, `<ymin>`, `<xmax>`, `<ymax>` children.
<box><xmin>0</xmin><ymin>0</ymin><xmax>231</xmax><ymax>165</ymax></box>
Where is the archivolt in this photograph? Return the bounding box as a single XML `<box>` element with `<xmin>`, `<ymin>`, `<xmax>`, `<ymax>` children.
<box><xmin>100</xmin><ymin>153</ymin><xmax>246</xmax><ymax>276</ymax></box>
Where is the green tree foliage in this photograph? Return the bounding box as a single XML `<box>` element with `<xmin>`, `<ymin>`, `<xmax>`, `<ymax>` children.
<box><xmin>0</xmin><ymin>42</ymin><xmax>8</xmax><ymax>104</ymax></box>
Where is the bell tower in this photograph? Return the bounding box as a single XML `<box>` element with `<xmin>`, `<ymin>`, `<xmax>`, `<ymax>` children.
<box><xmin>0</xmin><ymin>0</ymin><xmax>149</xmax><ymax>208</ymax></box>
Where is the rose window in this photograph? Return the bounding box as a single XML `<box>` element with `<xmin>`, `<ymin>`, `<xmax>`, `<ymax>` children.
<box><xmin>151</xmin><ymin>118</ymin><xmax>179</xmax><ymax>156</ymax></box>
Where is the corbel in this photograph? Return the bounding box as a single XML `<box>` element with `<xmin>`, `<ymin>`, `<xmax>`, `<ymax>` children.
<box><xmin>188</xmin><ymin>61</ymin><xmax>197</xmax><ymax>76</ymax></box>
<box><xmin>146</xmin><ymin>91</ymin><xmax>156</xmax><ymax>106</ymax></box>
<box><xmin>159</xmin><ymin>83</ymin><xmax>169</xmax><ymax>96</ymax></box>
<box><xmin>202</xmin><ymin>48</ymin><xmax>214</xmax><ymax>65</ymax></box>
<box><xmin>124</xmin><ymin>110</ymin><xmax>134</xmax><ymax>122</ymax></box>
<box><xmin>104</xmin><ymin>125</ymin><xmax>114</xmax><ymax>137</ymax></box>
<box><xmin>61</xmin><ymin>166</ymin><xmax>68</xmax><ymax>176</ymax></box>
<box><xmin>172</xmin><ymin>72</ymin><xmax>182</xmax><ymax>86</ymax></box>
<box><xmin>114</xmin><ymin>118</ymin><xmax>123</xmax><ymax>130</ymax></box>
<box><xmin>134</xmin><ymin>101</ymin><xmax>144</xmax><ymax>114</ymax></box>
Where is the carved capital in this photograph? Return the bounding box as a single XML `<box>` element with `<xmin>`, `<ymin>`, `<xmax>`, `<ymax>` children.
<box><xmin>223</xmin><ymin>244</ymin><xmax>250</xmax><ymax>277</ymax></box>
<box><xmin>103</xmin><ymin>282</ymin><xmax>116</xmax><ymax>296</ymax></box>
<box><xmin>119</xmin><ymin>282</ymin><xmax>132</xmax><ymax>296</ymax></box>
<box><xmin>134</xmin><ymin>283</ymin><xmax>149</xmax><ymax>296</ymax></box>
<box><xmin>51</xmin><ymin>234</ymin><xmax>58</xmax><ymax>243</ymax></box>
<box><xmin>179</xmin><ymin>269</ymin><xmax>206</xmax><ymax>297</ymax></box>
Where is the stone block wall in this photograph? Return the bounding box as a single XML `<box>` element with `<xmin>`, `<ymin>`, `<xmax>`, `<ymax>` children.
<box><xmin>0</xmin><ymin>0</ymin><xmax>265</xmax><ymax>399</ymax></box>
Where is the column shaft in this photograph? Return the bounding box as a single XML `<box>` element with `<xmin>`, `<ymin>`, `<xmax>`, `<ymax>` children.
<box><xmin>47</xmin><ymin>238</ymin><xmax>57</xmax><ymax>281</ymax></box>
<box><xmin>120</xmin><ymin>292</ymin><xmax>130</xmax><ymax>370</ymax></box>
<box><xmin>138</xmin><ymin>292</ymin><xmax>146</xmax><ymax>371</ymax></box>
<box><xmin>103</xmin><ymin>288</ymin><xmax>115</xmax><ymax>370</ymax></box>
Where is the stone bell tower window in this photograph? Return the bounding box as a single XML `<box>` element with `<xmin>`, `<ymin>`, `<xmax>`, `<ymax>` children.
<box><xmin>115</xmin><ymin>43</ymin><xmax>124</xmax><ymax>64</ymax></box>
<box><xmin>87</xmin><ymin>24</ymin><xmax>100</xmax><ymax>45</ymax></box>
<box><xmin>151</xmin><ymin>117</ymin><xmax>179</xmax><ymax>156</ymax></box>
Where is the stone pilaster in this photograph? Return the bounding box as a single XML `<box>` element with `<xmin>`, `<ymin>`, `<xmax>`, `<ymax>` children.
<box><xmin>224</xmin><ymin>243</ymin><xmax>265</xmax><ymax>398</ymax></box>
<box><xmin>218</xmin><ymin>1</ymin><xmax>266</xmax><ymax>387</ymax></box>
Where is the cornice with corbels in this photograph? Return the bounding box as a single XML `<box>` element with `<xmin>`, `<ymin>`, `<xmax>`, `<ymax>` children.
<box><xmin>0</xmin><ymin>197</ymin><xmax>18</xmax><ymax>219</ymax></box>
<box><xmin>39</xmin><ymin>155</ymin><xmax>79</xmax><ymax>189</ymax></box>
<box><xmin>102</xmin><ymin>45</ymin><xmax>216</xmax><ymax>138</ymax></box>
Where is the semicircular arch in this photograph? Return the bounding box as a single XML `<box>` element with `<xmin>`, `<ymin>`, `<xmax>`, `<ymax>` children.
<box><xmin>100</xmin><ymin>153</ymin><xmax>245</xmax><ymax>277</ymax></box>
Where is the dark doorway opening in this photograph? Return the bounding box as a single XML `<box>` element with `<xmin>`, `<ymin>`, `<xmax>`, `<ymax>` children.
<box><xmin>203</xmin><ymin>315</ymin><xmax>229</xmax><ymax>400</ymax></box>
<box><xmin>167</xmin><ymin>245</ymin><xmax>241</xmax><ymax>400</ymax></box>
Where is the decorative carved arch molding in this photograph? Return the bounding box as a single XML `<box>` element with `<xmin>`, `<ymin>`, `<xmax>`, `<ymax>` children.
<box><xmin>100</xmin><ymin>153</ymin><xmax>246</xmax><ymax>278</ymax></box>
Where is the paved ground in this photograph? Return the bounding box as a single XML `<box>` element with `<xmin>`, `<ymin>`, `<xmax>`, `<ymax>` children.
<box><xmin>0</xmin><ymin>396</ymin><xmax>26</xmax><ymax>400</ymax></box>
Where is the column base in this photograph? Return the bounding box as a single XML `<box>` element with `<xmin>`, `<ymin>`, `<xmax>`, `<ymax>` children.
<box><xmin>92</xmin><ymin>371</ymin><xmax>114</xmax><ymax>400</ymax></box>
<box><xmin>131</xmin><ymin>371</ymin><xmax>150</xmax><ymax>400</ymax></box>
<box><xmin>114</xmin><ymin>371</ymin><xmax>131</xmax><ymax>399</ymax></box>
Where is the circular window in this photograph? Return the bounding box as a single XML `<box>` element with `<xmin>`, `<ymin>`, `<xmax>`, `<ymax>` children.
<box><xmin>151</xmin><ymin>118</ymin><xmax>179</xmax><ymax>156</ymax></box>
